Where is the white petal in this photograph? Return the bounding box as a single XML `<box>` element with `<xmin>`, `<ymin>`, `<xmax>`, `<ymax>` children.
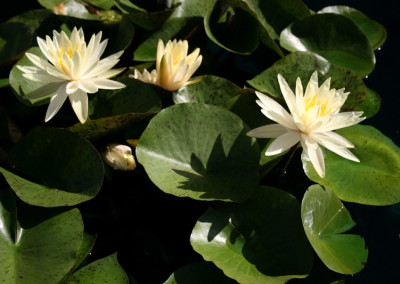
<box><xmin>23</xmin><ymin>82</ymin><xmax>61</xmax><ymax>99</ymax></box>
<box><xmin>301</xmin><ymin>135</ymin><xmax>325</xmax><ymax>178</ymax></box>
<box><xmin>156</xmin><ymin>39</ymin><xmax>165</xmax><ymax>72</ymax></box>
<box><xmin>255</xmin><ymin>91</ymin><xmax>296</xmax><ymax>129</ymax></box>
<box><xmin>315</xmin><ymin>112</ymin><xmax>365</xmax><ymax>132</ymax></box>
<box><xmin>265</xmin><ymin>131</ymin><xmax>301</xmax><ymax>156</ymax></box>
<box><xmin>69</xmin><ymin>89</ymin><xmax>88</xmax><ymax>124</ymax></box>
<box><xmin>78</xmin><ymin>80</ymin><xmax>99</xmax><ymax>93</ymax></box>
<box><xmin>25</xmin><ymin>53</ymin><xmax>53</xmax><ymax>71</ymax></box>
<box><xmin>278</xmin><ymin>74</ymin><xmax>296</xmax><ymax>113</ymax></box>
<box><xmin>66</xmin><ymin>81</ymin><xmax>80</xmax><ymax>94</ymax></box>
<box><xmin>246</xmin><ymin>124</ymin><xmax>288</xmax><ymax>138</ymax></box>
<box><xmin>304</xmin><ymin>71</ymin><xmax>318</xmax><ymax>101</ymax></box>
<box><xmin>91</xmin><ymin>79</ymin><xmax>126</xmax><ymax>90</ymax></box>
<box><xmin>22</xmin><ymin>72</ymin><xmax>65</xmax><ymax>83</ymax></box>
<box><xmin>94</xmin><ymin>67</ymin><xmax>125</xmax><ymax>79</ymax></box>
<box><xmin>45</xmin><ymin>83</ymin><xmax>69</xmax><ymax>122</ymax></box>
<box><xmin>310</xmin><ymin>131</ymin><xmax>354</xmax><ymax>148</ymax></box>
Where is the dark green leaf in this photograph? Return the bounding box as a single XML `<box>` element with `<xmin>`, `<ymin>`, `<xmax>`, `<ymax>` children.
<box><xmin>84</xmin><ymin>0</ymin><xmax>115</xmax><ymax>10</ymax></box>
<box><xmin>190</xmin><ymin>186</ymin><xmax>313</xmax><ymax>283</ymax></box>
<box><xmin>170</xmin><ymin>0</ymin><xmax>215</xmax><ymax>18</ymax></box>
<box><xmin>136</xmin><ymin>103</ymin><xmax>260</xmax><ymax>202</ymax></box>
<box><xmin>204</xmin><ymin>0</ymin><xmax>260</xmax><ymax>55</ymax></box>
<box><xmin>0</xmin><ymin>23</ymin><xmax>34</xmax><ymax>68</ymax></box>
<box><xmin>163</xmin><ymin>261</ymin><xmax>237</xmax><ymax>284</ymax></box>
<box><xmin>280</xmin><ymin>14</ymin><xmax>375</xmax><ymax>77</ymax></box>
<box><xmin>318</xmin><ymin>6</ymin><xmax>387</xmax><ymax>50</ymax></box>
<box><xmin>124</xmin><ymin>9</ymin><xmax>175</xmax><ymax>31</ymax></box>
<box><xmin>302</xmin><ymin>185</ymin><xmax>368</xmax><ymax>274</ymax></box>
<box><xmin>0</xmin><ymin>127</ymin><xmax>104</xmax><ymax>207</ymax></box>
<box><xmin>133</xmin><ymin>17</ymin><xmax>202</xmax><ymax>61</ymax></box>
<box><xmin>302</xmin><ymin>124</ymin><xmax>400</xmax><ymax>205</ymax></box>
<box><xmin>68</xmin><ymin>78</ymin><xmax>162</xmax><ymax>141</ymax></box>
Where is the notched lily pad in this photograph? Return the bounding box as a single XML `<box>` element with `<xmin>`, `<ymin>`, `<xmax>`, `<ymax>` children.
<box><xmin>302</xmin><ymin>185</ymin><xmax>368</xmax><ymax>274</ymax></box>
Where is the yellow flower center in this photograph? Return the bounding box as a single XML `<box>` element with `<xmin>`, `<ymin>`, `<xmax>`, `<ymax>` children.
<box><xmin>305</xmin><ymin>94</ymin><xmax>331</xmax><ymax>117</ymax></box>
<box><xmin>57</xmin><ymin>44</ymin><xmax>81</xmax><ymax>75</ymax></box>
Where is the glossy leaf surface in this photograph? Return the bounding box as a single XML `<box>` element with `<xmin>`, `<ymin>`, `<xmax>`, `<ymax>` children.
<box><xmin>136</xmin><ymin>103</ymin><xmax>260</xmax><ymax>202</ymax></box>
<box><xmin>302</xmin><ymin>185</ymin><xmax>368</xmax><ymax>274</ymax></box>
<box><xmin>302</xmin><ymin>125</ymin><xmax>400</xmax><ymax>205</ymax></box>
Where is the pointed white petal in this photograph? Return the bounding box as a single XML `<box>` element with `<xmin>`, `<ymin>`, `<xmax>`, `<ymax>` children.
<box><xmin>23</xmin><ymin>82</ymin><xmax>61</xmax><ymax>99</ymax></box>
<box><xmin>94</xmin><ymin>67</ymin><xmax>125</xmax><ymax>79</ymax></box>
<box><xmin>66</xmin><ymin>81</ymin><xmax>80</xmax><ymax>94</ymax></box>
<box><xmin>69</xmin><ymin>89</ymin><xmax>88</xmax><ymax>124</ymax></box>
<box><xmin>246</xmin><ymin>124</ymin><xmax>288</xmax><ymax>138</ymax></box>
<box><xmin>315</xmin><ymin>112</ymin><xmax>365</xmax><ymax>132</ymax></box>
<box><xmin>278</xmin><ymin>74</ymin><xmax>296</xmax><ymax>113</ymax></box>
<box><xmin>310</xmin><ymin>131</ymin><xmax>354</xmax><ymax>148</ymax></box>
<box><xmin>44</xmin><ymin>83</ymin><xmax>69</xmax><ymax>122</ymax></box>
<box><xmin>91</xmin><ymin>78</ymin><xmax>126</xmax><ymax>90</ymax></box>
<box><xmin>25</xmin><ymin>53</ymin><xmax>53</xmax><ymax>71</ymax></box>
<box><xmin>301</xmin><ymin>135</ymin><xmax>325</xmax><ymax>178</ymax></box>
<box><xmin>304</xmin><ymin>71</ymin><xmax>319</xmax><ymax>101</ymax></box>
<box><xmin>265</xmin><ymin>131</ymin><xmax>301</xmax><ymax>155</ymax></box>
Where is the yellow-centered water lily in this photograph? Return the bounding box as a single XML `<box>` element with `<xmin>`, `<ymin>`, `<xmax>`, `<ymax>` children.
<box><xmin>17</xmin><ymin>27</ymin><xmax>126</xmax><ymax>123</ymax></box>
<box><xmin>247</xmin><ymin>71</ymin><xmax>365</xmax><ymax>178</ymax></box>
<box><xmin>131</xmin><ymin>38</ymin><xmax>202</xmax><ymax>91</ymax></box>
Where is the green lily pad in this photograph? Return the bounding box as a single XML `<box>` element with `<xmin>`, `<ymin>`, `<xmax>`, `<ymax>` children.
<box><xmin>173</xmin><ymin>75</ymin><xmax>240</xmax><ymax>105</ymax></box>
<box><xmin>170</xmin><ymin>0</ymin><xmax>215</xmax><ymax>18</ymax></box>
<box><xmin>38</xmin><ymin>0</ymin><xmax>103</xmax><ymax>20</ymax></box>
<box><xmin>68</xmin><ymin>78</ymin><xmax>162</xmax><ymax>141</ymax></box>
<box><xmin>0</xmin><ymin>22</ymin><xmax>34</xmax><ymax>69</ymax></box>
<box><xmin>204</xmin><ymin>0</ymin><xmax>260</xmax><ymax>55</ymax></box>
<box><xmin>190</xmin><ymin>186</ymin><xmax>313</xmax><ymax>283</ymax></box>
<box><xmin>318</xmin><ymin>6</ymin><xmax>387</xmax><ymax>50</ymax></box>
<box><xmin>62</xmin><ymin>253</ymin><xmax>128</xmax><ymax>284</ymax></box>
<box><xmin>124</xmin><ymin>8</ymin><xmax>175</xmax><ymax>31</ymax></box>
<box><xmin>0</xmin><ymin>127</ymin><xmax>104</xmax><ymax>207</ymax></box>
<box><xmin>136</xmin><ymin>103</ymin><xmax>260</xmax><ymax>202</ymax></box>
<box><xmin>133</xmin><ymin>17</ymin><xmax>202</xmax><ymax>61</ymax></box>
<box><xmin>301</xmin><ymin>185</ymin><xmax>368</xmax><ymax>274</ymax></box>
<box><xmin>280</xmin><ymin>13</ymin><xmax>375</xmax><ymax>77</ymax></box>
<box><xmin>247</xmin><ymin>51</ymin><xmax>376</xmax><ymax>117</ymax></box>
<box><xmin>163</xmin><ymin>261</ymin><xmax>237</xmax><ymax>284</ymax></box>
<box><xmin>84</xmin><ymin>0</ymin><xmax>115</xmax><ymax>10</ymax></box>
<box><xmin>115</xmin><ymin>0</ymin><xmax>146</xmax><ymax>13</ymax></box>
<box><xmin>69</xmin><ymin>233</ymin><xmax>97</xmax><ymax>273</ymax></box>
<box><xmin>302</xmin><ymin>124</ymin><xmax>400</xmax><ymax>205</ymax></box>
<box><xmin>9</xmin><ymin>47</ymin><xmax>52</xmax><ymax>106</ymax></box>
<box><xmin>0</xmin><ymin>187</ymin><xmax>84</xmax><ymax>283</ymax></box>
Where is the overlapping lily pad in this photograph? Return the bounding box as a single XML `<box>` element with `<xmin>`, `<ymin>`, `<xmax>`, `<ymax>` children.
<box><xmin>68</xmin><ymin>78</ymin><xmax>162</xmax><ymax>140</ymax></box>
<box><xmin>0</xmin><ymin>127</ymin><xmax>104</xmax><ymax>207</ymax></box>
<box><xmin>190</xmin><ymin>186</ymin><xmax>313</xmax><ymax>283</ymax></box>
<box><xmin>302</xmin><ymin>124</ymin><xmax>400</xmax><ymax>205</ymax></box>
<box><xmin>247</xmin><ymin>51</ymin><xmax>379</xmax><ymax>118</ymax></box>
<box><xmin>0</xmin><ymin>187</ymin><xmax>84</xmax><ymax>283</ymax></box>
<box><xmin>136</xmin><ymin>103</ymin><xmax>260</xmax><ymax>202</ymax></box>
<box><xmin>280</xmin><ymin>13</ymin><xmax>375</xmax><ymax>77</ymax></box>
<box><xmin>302</xmin><ymin>185</ymin><xmax>368</xmax><ymax>274</ymax></box>
<box><xmin>318</xmin><ymin>6</ymin><xmax>387</xmax><ymax>50</ymax></box>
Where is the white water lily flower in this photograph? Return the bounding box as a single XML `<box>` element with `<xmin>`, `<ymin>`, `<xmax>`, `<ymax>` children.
<box><xmin>17</xmin><ymin>27</ymin><xmax>126</xmax><ymax>123</ymax></box>
<box><xmin>131</xmin><ymin>38</ymin><xmax>202</xmax><ymax>91</ymax></box>
<box><xmin>247</xmin><ymin>71</ymin><xmax>365</xmax><ymax>178</ymax></box>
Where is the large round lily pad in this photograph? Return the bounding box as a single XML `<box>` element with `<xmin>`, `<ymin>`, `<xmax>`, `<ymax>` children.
<box><xmin>136</xmin><ymin>103</ymin><xmax>260</xmax><ymax>202</ymax></box>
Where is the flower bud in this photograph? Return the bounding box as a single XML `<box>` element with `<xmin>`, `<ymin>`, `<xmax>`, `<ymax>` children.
<box><xmin>102</xmin><ymin>144</ymin><xmax>136</xmax><ymax>171</ymax></box>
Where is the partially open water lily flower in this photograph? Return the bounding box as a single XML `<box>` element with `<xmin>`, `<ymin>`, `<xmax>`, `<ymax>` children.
<box><xmin>17</xmin><ymin>27</ymin><xmax>126</xmax><ymax>123</ymax></box>
<box><xmin>131</xmin><ymin>38</ymin><xmax>202</xmax><ymax>91</ymax></box>
<box><xmin>247</xmin><ymin>71</ymin><xmax>365</xmax><ymax>178</ymax></box>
